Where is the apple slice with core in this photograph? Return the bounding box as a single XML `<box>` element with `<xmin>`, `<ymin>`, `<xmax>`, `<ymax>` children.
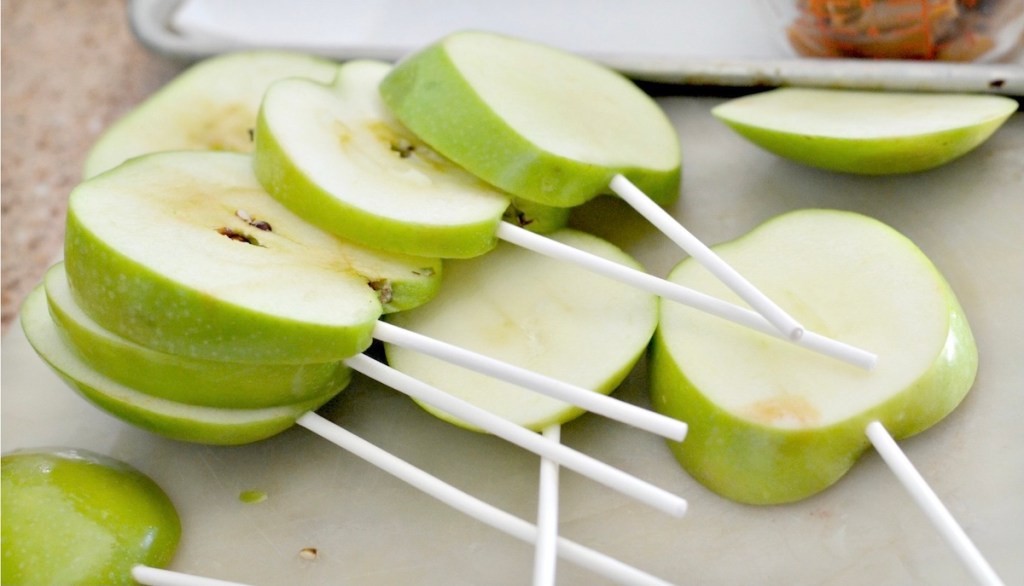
<box><xmin>44</xmin><ymin>262</ymin><xmax>351</xmax><ymax>409</ymax></box>
<box><xmin>380</xmin><ymin>31</ymin><xmax>681</xmax><ymax>208</ymax></box>
<box><xmin>83</xmin><ymin>50</ymin><xmax>339</xmax><ymax>178</ymax></box>
<box><xmin>651</xmin><ymin>209</ymin><xmax>978</xmax><ymax>505</ymax></box>
<box><xmin>64</xmin><ymin>150</ymin><xmax>441</xmax><ymax>364</ymax></box>
<box><xmin>253</xmin><ymin>59</ymin><xmax>511</xmax><ymax>259</ymax></box>
<box><xmin>384</xmin><ymin>229</ymin><xmax>658</xmax><ymax>432</ymax></box>
<box><xmin>711</xmin><ymin>88</ymin><xmax>1018</xmax><ymax>174</ymax></box>
<box><xmin>1</xmin><ymin>448</ymin><xmax>181</xmax><ymax>586</ymax></box>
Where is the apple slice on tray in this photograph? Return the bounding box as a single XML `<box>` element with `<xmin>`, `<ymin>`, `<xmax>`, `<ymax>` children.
<box><xmin>379</xmin><ymin>31</ymin><xmax>681</xmax><ymax>208</ymax></box>
<box><xmin>44</xmin><ymin>262</ymin><xmax>350</xmax><ymax>409</ymax></box>
<box><xmin>711</xmin><ymin>88</ymin><xmax>1018</xmax><ymax>174</ymax></box>
<box><xmin>384</xmin><ymin>229</ymin><xmax>657</xmax><ymax>432</ymax></box>
<box><xmin>83</xmin><ymin>50</ymin><xmax>340</xmax><ymax>179</ymax></box>
<box><xmin>651</xmin><ymin>209</ymin><xmax>978</xmax><ymax>505</ymax></box>
<box><xmin>1</xmin><ymin>448</ymin><xmax>181</xmax><ymax>586</ymax></box>
<box><xmin>21</xmin><ymin>284</ymin><xmax>343</xmax><ymax>445</ymax></box>
<box><xmin>65</xmin><ymin>150</ymin><xmax>441</xmax><ymax>364</ymax></box>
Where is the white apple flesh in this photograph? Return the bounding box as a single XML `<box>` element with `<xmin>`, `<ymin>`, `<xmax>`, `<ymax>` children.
<box><xmin>380</xmin><ymin>31</ymin><xmax>681</xmax><ymax>207</ymax></box>
<box><xmin>64</xmin><ymin>150</ymin><xmax>441</xmax><ymax>364</ymax></box>
<box><xmin>44</xmin><ymin>262</ymin><xmax>351</xmax><ymax>409</ymax></box>
<box><xmin>83</xmin><ymin>50</ymin><xmax>339</xmax><ymax>178</ymax></box>
<box><xmin>253</xmin><ymin>59</ymin><xmax>511</xmax><ymax>259</ymax></box>
<box><xmin>651</xmin><ymin>209</ymin><xmax>978</xmax><ymax>504</ymax></box>
<box><xmin>385</xmin><ymin>229</ymin><xmax>657</xmax><ymax>431</ymax></box>
<box><xmin>712</xmin><ymin>88</ymin><xmax>1018</xmax><ymax>174</ymax></box>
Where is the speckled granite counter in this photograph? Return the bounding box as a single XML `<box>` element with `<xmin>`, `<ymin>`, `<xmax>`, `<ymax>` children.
<box><xmin>1</xmin><ymin>0</ymin><xmax>184</xmax><ymax>334</ymax></box>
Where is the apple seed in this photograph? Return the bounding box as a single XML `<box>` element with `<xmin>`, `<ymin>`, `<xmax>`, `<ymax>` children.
<box><xmin>368</xmin><ymin>279</ymin><xmax>394</xmax><ymax>305</ymax></box>
<box><xmin>217</xmin><ymin>227</ymin><xmax>260</xmax><ymax>246</ymax></box>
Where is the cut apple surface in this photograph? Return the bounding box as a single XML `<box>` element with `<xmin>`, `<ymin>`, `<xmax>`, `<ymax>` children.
<box><xmin>64</xmin><ymin>150</ymin><xmax>441</xmax><ymax>364</ymax></box>
<box><xmin>1</xmin><ymin>448</ymin><xmax>181</xmax><ymax>586</ymax></box>
<box><xmin>21</xmin><ymin>285</ymin><xmax>340</xmax><ymax>445</ymax></box>
<box><xmin>44</xmin><ymin>262</ymin><xmax>351</xmax><ymax>409</ymax></box>
<box><xmin>712</xmin><ymin>88</ymin><xmax>1018</xmax><ymax>174</ymax></box>
<box><xmin>83</xmin><ymin>50</ymin><xmax>339</xmax><ymax>178</ymax></box>
<box><xmin>253</xmin><ymin>59</ymin><xmax>511</xmax><ymax>259</ymax></box>
<box><xmin>385</xmin><ymin>229</ymin><xmax>658</xmax><ymax>431</ymax></box>
<box><xmin>651</xmin><ymin>209</ymin><xmax>978</xmax><ymax>505</ymax></box>
<box><xmin>380</xmin><ymin>31</ymin><xmax>681</xmax><ymax>207</ymax></box>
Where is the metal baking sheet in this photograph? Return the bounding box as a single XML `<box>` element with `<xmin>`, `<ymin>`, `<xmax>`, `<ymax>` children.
<box><xmin>129</xmin><ymin>0</ymin><xmax>1024</xmax><ymax>95</ymax></box>
<box><xmin>2</xmin><ymin>93</ymin><xmax>1021</xmax><ymax>585</ymax></box>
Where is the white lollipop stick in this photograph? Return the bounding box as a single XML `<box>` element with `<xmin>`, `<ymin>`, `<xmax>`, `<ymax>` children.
<box><xmin>497</xmin><ymin>222</ymin><xmax>877</xmax><ymax>371</ymax></box>
<box><xmin>865</xmin><ymin>422</ymin><xmax>1004</xmax><ymax>586</ymax></box>
<box><xmin>609</xmin><ymin>174</ymin><xmax>804</xmax><ymax>340</ymax></box>
<box><xmin>298</xmin><ymin>412</ymin><xmax>673</xmax><ymax>586</ymax></box>
<box><xmin>343</xmin><ymin>353</ymin><xmax>688</xmax><ymax>518</ymax></box>
<box><xmin>372</xmin><ymin>321</ymin><xmax>688</xmax><ymax>442</ymax></box>
<box><xmin>131</xmin><ymin>565</ymin><xmax>253</xmax><ymax>586</ymax></box>
<box><xmin>534</xmin><ymin>425</ymin><xmax>562</xmax><ymax>586</ymax></box>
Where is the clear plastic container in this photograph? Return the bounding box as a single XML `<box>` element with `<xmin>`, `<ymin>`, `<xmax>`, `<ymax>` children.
<box><xmin>764</xmin><ymin>0</ymin><xmax>1024</xmax><ymax>62</ymax></box>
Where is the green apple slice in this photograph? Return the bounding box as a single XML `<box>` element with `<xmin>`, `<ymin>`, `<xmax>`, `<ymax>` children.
<box><xmin>44</xmin><ymin>262</ymin><xmax>351</xmax><ymax>409</ymax></box>
<box><xmin>21</xmin><ymin>285</ymin><xmax>339</xmax><ymax>445</ymax></box>
<box><xmin>1</xmin><ymin>447</ymin><xmax>181</xmax><ymax>586</ymax></box>
<box><xmin>380</xmin><ymin>31</ymin><xmax>681</xmax><ymax>207</ymax></box>
<box><xmin>253</xmin><ymin>59</ymin><xmax>511</xmax><ymax>259</ymax></box>
<box><xmin>651</xmin><ymin>209</ymin><xmax>978</xmax><ymax>505</ymax></box>
<box><xmin>712</xmin><ymin>88</ymin><xmax>1018</xmax><ymax>174</ymax></box>
<box><xmin>65</xmin><ymin>150</ymin><xmax>441</xmax><ymax>364</ymax></box>
<box><xmin>83</xmin><ymin>50</ymin><xmax>339</xmax><ymax>178</ymax></box>
<box><xmin>384</xmin><ymin>229</ymin><xmax>657</xmax><ymax>431</ymax></box>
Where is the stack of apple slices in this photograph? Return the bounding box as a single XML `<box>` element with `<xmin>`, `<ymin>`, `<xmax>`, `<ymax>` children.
<box><xmin>23</xmin><ymin>147</ymin><xmax>687</xmax><ymax>583</ymax></box>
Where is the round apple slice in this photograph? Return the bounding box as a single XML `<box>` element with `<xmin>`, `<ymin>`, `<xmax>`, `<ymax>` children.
<box><xmin>21</xmin><ymin>285</ymin><xmax>340</xmax><ymax>445</ymax></box>
<box><xmin>711</xmin><ymin>88</ymin><xmax>1018</xmax><ymax>174</ymax></box>
<box><xmin>379</xmin><ymin>30</ymin><xmax>681</xmax><ymax>207</ymax></box>
<box><xmin>253</xmin><ymin>59</ymin><xmax>511</xmax><ymax>259</ymax></box>
<box><xmin>384</xmin><ymin>229</ymin><xmax>657</xmax><ymax>431</ymax></box>
<box><xmin>65</xmin><ymin>150</ymin><xmax>441</xmax><ymax>364</ymax></box>
<box><xmin>83</xmin><ymin>50</ymin><xmax>339</xmax><ymax>178</ymax></box>
<box><xmin>651</xmin><ymin>209</ymin><xmax>978</xmax><ymax>505</ymax></box>
<box><xmin>44</xmin><ymin>262</ymin><xmax>351</xmax><ymax>409</ymax></box>
<box><xmin>1</xmin><ymin>448</ymin><xmax>181</xmax><ymax>586</ymax></box>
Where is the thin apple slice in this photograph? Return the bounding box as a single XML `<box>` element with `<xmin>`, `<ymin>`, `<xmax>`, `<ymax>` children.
<box><xmin>21</xmin><ymin>285</ymin><xmax>340</xmax><ymax>445</ymax></box>
<box><xmin>44</xmin><ymin>262</ymin><xmax>350</xmax><ymax>409</ymax></box>
<box><xmin>712</xmin><ymin>88</ymin><xmax>1018</xmax><ymax>174</ymax></box>
<box><xmin>253</xmin><ymin>59</ymin><xmax>511</xmax><ymax>259</ymax></box>
<box><xmin>65</xmin><ymin>150</ymin><xmax>441</xmax><ymax>364</ymax></box>
<box><xmin>1</xmin><ymin>448</ymin><xmax>181</xmax><ymax>586</ymax></box>
<box><xmin>651</xmin><ymin>209</ymin><xmax>978</xmax><ymax>504</ymax></box>
<box><xmin>380</xmin><ymin>31</ymin><xmax>681</xmax><ymax>207</ymax></box>
<box><xmin>384</xmin><ymin>229</ymin><xmax>657</xmax><ymax>431</ymax></box>
<box><xmin>83</xmin><ymin>50</ymin><xmax>339</xmax><ymax>178</ymax></box>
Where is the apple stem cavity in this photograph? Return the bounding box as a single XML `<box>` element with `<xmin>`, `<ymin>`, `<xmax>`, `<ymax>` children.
<box><xmin>533</xmin><ymin>424</ymin><xmax>562</xmax><ymax>586</ymax></box>
<box><xmin>496</xmin><ymin>222</ymin><xmax>878</xmax><ymax>371</ymax></box>
<box><xmin>610</xmin><ymin>174</ymin><xmax>804</xmax><ymax>341</ymax></box>
<box><xmin>297</xmin><ymin>412</ymin><xmax>673</xmax><ymax>586</ymax></box>
<box><xmin>131</xmin><ymin>564</ymin><xmax>253</xmax><ymax>586</ymax></box>
<box><xmin>342</xmin><ymin>353</ymin><xmax>689</xmax><ymax>518</ymax></box>
<box><xmin>372</xmin><ymin>321</ymin><xmax>688</xmax><ymax>441</ymax></box>
<box><xmin>865</xmin><ymin>421</ymin><xmax>1004</xmax><ymax>586</ymax></box>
